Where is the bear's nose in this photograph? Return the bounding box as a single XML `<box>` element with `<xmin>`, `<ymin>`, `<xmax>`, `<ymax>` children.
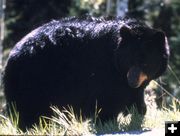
<box><xmin>127</xmin><ymin>66</ymin><xmax>148</xmax><ymax>88</ymax></box>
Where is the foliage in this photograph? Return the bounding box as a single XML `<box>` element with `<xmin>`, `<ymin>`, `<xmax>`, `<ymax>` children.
<box><xmin>69</xmin><ymin>0</ymin><xmax>106</xmax><ymax>16</ymax></box>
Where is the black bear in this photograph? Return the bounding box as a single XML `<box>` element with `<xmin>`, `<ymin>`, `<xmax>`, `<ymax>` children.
<box><xmin>3</xmin><ymin>16</ymin><xmax>170</xmax><ymax>129</ymax></box>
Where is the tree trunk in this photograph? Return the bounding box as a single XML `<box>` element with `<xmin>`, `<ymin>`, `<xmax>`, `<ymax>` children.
<box><xmin>0</xmin><ymin>0</ymin><xmax>5</xmax><ymax>85</ymax></box>
<box><xmin>116</xmin><ymin>0</ymin><xmax>128</xmax><ymax>17</ymax></box>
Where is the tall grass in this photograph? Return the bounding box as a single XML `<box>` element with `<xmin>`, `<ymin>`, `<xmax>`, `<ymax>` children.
<box><xmin>0</xmin><ymin>100</ymin><xmax>179</xmax><ymax>135</ymax></box>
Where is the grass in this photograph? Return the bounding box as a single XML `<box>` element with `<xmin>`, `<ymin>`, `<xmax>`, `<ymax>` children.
<box><xmin>0</xmin><ymin>99</ymin><xmax>179</xmax><ymax>135</ymax></box>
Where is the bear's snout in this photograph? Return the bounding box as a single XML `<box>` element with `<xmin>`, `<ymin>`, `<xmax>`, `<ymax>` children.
<box><xmin>127</xmin><ymin>66</ymin><xmax>148</xmax><ymax>88</ymax></box>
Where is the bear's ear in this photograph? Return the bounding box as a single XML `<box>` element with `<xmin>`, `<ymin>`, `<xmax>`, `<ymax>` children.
<box><xmin>120</xmin><ymin>25</ymin><xmax>135</xmax><ymax>39</ymax></box>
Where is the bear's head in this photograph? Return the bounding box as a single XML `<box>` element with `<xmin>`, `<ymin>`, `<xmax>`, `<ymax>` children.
<box><xmin>115</xmin><ymin>24</ymin><xmax>170</xmax><ymax>88</ymax></box>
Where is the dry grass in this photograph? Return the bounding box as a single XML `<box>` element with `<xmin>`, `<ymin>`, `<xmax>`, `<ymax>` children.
<box><xmin>0</xmin><ymin>100</ymin><xmax>179</xmax><ymax>135</ymax></box>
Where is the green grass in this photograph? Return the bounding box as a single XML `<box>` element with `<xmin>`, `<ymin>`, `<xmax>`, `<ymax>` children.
<box><xmin>0</xmin><ymin>100</ymin><xmax>179</xmax><ymax>135</ymax></box>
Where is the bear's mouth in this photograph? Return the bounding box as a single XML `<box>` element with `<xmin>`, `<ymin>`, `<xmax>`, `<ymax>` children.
<box><xmin>127</xmin><ymin>66</ymin><xmax>148</xmax><ymax>88</ymax></box>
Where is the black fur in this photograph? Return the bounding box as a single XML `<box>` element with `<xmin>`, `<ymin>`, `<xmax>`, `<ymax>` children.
<box><xmin>3</xmin><ymin>16</ymin><xmax>170</xmax><ymax>129</ymax></box>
